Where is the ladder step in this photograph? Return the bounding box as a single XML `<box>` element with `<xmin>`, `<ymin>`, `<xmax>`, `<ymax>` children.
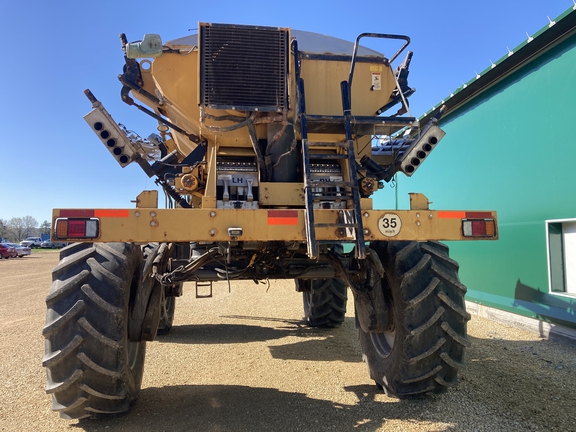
<box><xmin>307</xmin><ymin>141</ymin><xmax>350</xmax><ymax>148</ymax></box>
<box><xmin>297</xmin><ymin>68</ymin><xmax>367</xmax><ymax>259</ymax></box>
<box><xmin>195</xmin><ymin>281</ymin><xmax>213</xmax><ymax>298</ymax></box>
<box><xmin>310</xmin><ymin>195</ymin><xmax>352</xmax><ymax>201</ymax></box>
<box><xmin>306</xmin><ymin>181</ymin><xmax>354</xmax><ymax>188</ymax></box>
<box><xmin>317</xmin><ymin>239</ymin><xmax>357</xmax><ymax>244</ymax></box>
<box><xmin>314</xmin><ymin>222</ymin><xmax>358</xmax><ymax>228</ymax></box>
<box><xmin>309</xmin><ymin>154</ymin><xmax>348</xmax><ymax>160</ymax></box>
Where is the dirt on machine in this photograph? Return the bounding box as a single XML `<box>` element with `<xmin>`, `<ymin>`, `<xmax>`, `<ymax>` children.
<box><xmin>43</xmin><ymin>23</ymin><xmax>498</xmax><ymax>419</ymax></box>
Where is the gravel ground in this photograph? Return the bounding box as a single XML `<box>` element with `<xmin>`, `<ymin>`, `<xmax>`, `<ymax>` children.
<box><xmin>1</xmin><ymin>251</ymin><xmax>576</xmax><ymax>431</ymax></box>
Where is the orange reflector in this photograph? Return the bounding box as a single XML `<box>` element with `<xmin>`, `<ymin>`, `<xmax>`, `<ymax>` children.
<box><xmin>267</xmin><ymin>210</ymin><xmax>298</xmax><ymax>225</ymax></box>
<box><xmin>94</xmin><ymin>209</ymin><xmax>129</xmax><ymax>218</ymax></box>
<box><xmin>55</xmin><ymin>220</ymin><xmax>68</xmax><ymax>238</ymax></box>
<box><xmin>485</xmin><ymin>221</ymin><xmax>495</xmax><ymax>236</ymax></box>
<box><xmin>59</xmin><ymin>209</ymin><xmax>129</xmax><ymax>218</ymax></box>
<box><xmin>439</xmin><ymin>211</ymin><xmax>494</xmax><ymax>219</ymax></box>
<box><xmin>438</xmin><ymin>211</ymin><xmax>466</xmax><ymax>219</ymax></box>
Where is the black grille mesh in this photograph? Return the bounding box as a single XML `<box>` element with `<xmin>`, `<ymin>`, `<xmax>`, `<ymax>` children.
<box><xmin>200</xmin><ymin>24</ymin><xmax>288</xmax><ymax>112</ymax></box>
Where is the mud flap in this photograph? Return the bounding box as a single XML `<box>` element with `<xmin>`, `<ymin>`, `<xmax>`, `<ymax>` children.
<box><xmin>129</xmin><ymin>243</ymin><xmax>162</xmax><ymax>342</ymax></box>
<box><xmin>141</xmin><ymin>283</ymin><xmax>163</xmax><ymax>341</ymax></box>
<box><xmin>354</xmin><ymin>251</ymin><xmax>391</xmax><ymax>334</ymax></box>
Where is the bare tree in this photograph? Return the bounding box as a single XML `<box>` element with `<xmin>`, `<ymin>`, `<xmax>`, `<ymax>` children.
<box><xmin>0</xmin><ymin>219</ymin><xmax>7</xmax><ymax>240</ymax></box>
<box><xmin>8</xmin><ymin>217</ymin><xmax>24</xmax><ymax>241</ymax></box>
<box><xmin>7</xmin><ymin>216</ymin><xmax>38</xmax><ymax>241</ymax></box>
<box><xmin>40</xmin><ymin>220</ymin><xmax>51</xmax><ymax>235</ymax></box>
<box><xmin>22</xmin><ymin>216</ymin><xmax>38</xmax><ymax>237</ymax></box>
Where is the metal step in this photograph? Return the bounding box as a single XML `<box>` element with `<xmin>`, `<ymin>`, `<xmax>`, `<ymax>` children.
<box><xmin>307</xmin><ymin>180</ymin><xmax>353</xmax><ymax>188</ymax></box>
<box><xmin>314</xmin><ymin>222</ymin><xmax>358</xmax><ymax>228</ymax></box>
<box><xmin>305</xmin><ymin>114</ymin><xmax>416</xmax><ymax>136</ymax></box>
<box><xmin>307</xmin><ymin>141</ymin><xmax>350</xmax><ymax>147</ymax></box>
<box><xmin>308</xmin><ymin>153</ymin><xmax>348</xmax><ymax>160</ymax></box>
<box><xmin>301</xmin><ymin>136</ymin><xmax>366</xmax><ymax>259</ymax></box>
<box><xmin>195</xmin><ymin>281</ymin><xmax>213</xmax><ymax>298</ymax></box>
<box><xmin>308</xmin><ymin>196</ymin><xmax>350</xmax><ymax>201</ymax></box>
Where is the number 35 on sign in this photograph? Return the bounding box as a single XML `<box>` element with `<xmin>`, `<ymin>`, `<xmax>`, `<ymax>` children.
<box><xmin>377</xmin><ymin>213</ymin><xmax>402</xmax><ymax>237</ymax></box>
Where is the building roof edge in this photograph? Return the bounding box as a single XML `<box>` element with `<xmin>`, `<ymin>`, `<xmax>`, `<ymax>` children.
<box><xmin>419</xmin><ymin>6</ymin><xmax>576</xmax><ymax>126</ymax></box>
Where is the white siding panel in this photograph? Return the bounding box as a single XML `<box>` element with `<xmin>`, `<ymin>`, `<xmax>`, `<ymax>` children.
<box><xmin>563</xmin><ymin>221</ymin><xmax>576</xmax><ymax>294</ymax></box>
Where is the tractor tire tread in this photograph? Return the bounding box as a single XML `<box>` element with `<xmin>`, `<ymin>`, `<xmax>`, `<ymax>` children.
<box><xmin>301</xmin><ymin>278</ymin><xmax>348</xmax><ymax>327</ymax></box>
<box><xmin>43</xmin><ymin>242</ymin><xmax>145</xmax><ymax>419</ymax></box>
<box><xmin>359</xmin><ymin>241</ymin><xmax>468</xmax><ymax>397</ymax></box>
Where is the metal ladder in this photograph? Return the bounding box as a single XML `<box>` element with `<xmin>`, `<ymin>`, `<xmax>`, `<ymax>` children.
<box><xmin>294</xmin><ymin>41</ymin><xmax>367</xmax><ymax>260</ymax></box>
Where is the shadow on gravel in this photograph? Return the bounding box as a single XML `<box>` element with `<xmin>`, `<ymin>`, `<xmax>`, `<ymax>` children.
<box><xmin>161</xmin><ymin>316</ymin><xmax>351</xmax><ymax>345</ymax></box>
<box><xmin>73</xmin><ymin>384</ymin><xmax>441</xmax><ymax>432</ymax></box>
<box><xmin>70</xmin><ymin>326</ymin><xmax>576</xmax><ymax>431</ymax></box>
<box><xmin>162</xmin><ymin>323</ymin><xmax>292</xmax><ymax>344</ymax></box>
<box><xmin>160</xmin><ymin>318</ymin><xmax>360</xmax><ymax>362</ymax></box>
<box><xmin>268</xmin><ymin>335</ymin><xmax>359</xmax><ymax>362</ymax></box>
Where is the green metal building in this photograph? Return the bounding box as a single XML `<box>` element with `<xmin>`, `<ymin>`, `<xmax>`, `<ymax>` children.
<box><xmin>379</xmin><ymin>6</ymin><xmax>576</xmax><ymax>331</ymax></box>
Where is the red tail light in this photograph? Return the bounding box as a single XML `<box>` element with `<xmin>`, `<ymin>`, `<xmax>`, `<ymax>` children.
<box><xmin>55</xmin><ymin>219</ymin><xmax>99</xmax><ymax>239</ymax></box>
<box><xmin>462</xmin><ymin>219</ymin><xmax>496</xmax><ymax>238</ymax></box>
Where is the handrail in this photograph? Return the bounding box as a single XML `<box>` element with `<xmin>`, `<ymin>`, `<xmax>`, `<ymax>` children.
<box><xmin>347</xmin><ymin>33</ymin><xmax>410</xmax><ymax>102</ymax></box>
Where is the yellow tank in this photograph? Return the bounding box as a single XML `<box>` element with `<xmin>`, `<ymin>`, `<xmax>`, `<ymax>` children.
<box><xmin>129</xmin><ymin>25</ymin><xmax>401</xmax><ymax>155</ymax></box>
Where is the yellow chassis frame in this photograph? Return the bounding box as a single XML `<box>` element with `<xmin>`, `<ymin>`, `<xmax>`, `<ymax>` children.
<box><xmin>52</xmin><ymin>193</ymin><xmax>498</xmax><ymax>244</ymax></box>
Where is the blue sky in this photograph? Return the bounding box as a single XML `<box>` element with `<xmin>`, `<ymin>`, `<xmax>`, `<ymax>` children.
<box><xmin>0</xmin><ymin>0</ymin><xmax>571</xmax><ymax>224</ymax></box>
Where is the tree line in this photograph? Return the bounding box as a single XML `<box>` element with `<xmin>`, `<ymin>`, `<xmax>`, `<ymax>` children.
<box><xmin>0</xmin><ymin>217</ymin><xmax>51</xmax><ymax>242</ymax></box>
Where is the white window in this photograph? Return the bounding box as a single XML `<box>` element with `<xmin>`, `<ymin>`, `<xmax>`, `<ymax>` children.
<box><xmin>547</xmin><ymin>219</ymin><xmax>576</xmax><ymax>295</ymax></box>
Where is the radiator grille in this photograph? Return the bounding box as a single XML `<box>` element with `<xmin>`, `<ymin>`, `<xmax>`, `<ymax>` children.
<box><xmin>200</xmin><ymin>24</ymin><xmax>288</xmax><ymax>112</ymax></box>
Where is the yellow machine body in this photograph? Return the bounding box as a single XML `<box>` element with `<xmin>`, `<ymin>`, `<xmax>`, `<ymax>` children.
<box><xmin>45</xmin><ymin>25</ymin><xmax>500</xmax><ymax>413</ymax></box>
<box><xmin>56</xmin><ymin>23</ymin><xmax>498</xmax><ymax>249</ymax></box>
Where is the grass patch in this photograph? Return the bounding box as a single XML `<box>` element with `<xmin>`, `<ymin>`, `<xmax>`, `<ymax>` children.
<box><xmin>29</xmin><ymin>248</ymin><xmax>61</xmax><ymax>254</ymax></box>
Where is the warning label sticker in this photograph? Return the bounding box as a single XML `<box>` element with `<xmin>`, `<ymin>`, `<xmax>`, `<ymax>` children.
<box><xmin>372</xmin><ymin>72</ymin><xmax>382</xmax><ymax>91</ymax></box>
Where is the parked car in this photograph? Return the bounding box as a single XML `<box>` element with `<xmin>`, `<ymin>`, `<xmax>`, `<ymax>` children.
<box><xmin>20</xmin><ymin>237</ymin><xmax>43</xmax><ymax>248</ymax></box>
<box><xmin>7</xmin><ymin>243</ymin><xmax>31</xmax><ymax>257</ymax></box>
<box><xmin>0</xmin><ymin>243</ymin><xmax>17</xmax><ymax>259</ymax></box>
<box><xmin>40</xmin><ymin>240</ymin><xmax>68</xmax><ymax>249</ymax></box>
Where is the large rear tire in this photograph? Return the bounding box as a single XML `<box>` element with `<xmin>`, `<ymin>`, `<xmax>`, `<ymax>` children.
<box><xmin>43</xmin><ymin>242</ymin><xmax>146</xmax><ymax>419</ymax></box>
<box><xmin>297</xmin><ymin>278</ymin><xmax>348</xmax><ymax>327</ymax></box>
<box><xmin>359</xmin><ymin>241</ymin><xmax>470</xmax><ymax>397</ymax></box>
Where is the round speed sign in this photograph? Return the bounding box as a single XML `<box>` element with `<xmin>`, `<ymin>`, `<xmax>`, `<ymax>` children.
<box><xmin>377</xmin><ymin>213</ymin><xmax>402</xmax><ymax>237</ymax></box>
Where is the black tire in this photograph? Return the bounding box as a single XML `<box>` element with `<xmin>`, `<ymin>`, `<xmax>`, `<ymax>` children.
<box><xmin>298</xmin><ymin>278</ymin><xmax>348</xmax><ymax>327</ymax></box>
<box><xmin>43</xmin><ymin>242</ymin><xmax>146</xmax><ymax>419</ymax></box>
<box><xmin>359</xmin><ymin>241</ymin><xmax>470</xmax><ymax>397</ymax></box>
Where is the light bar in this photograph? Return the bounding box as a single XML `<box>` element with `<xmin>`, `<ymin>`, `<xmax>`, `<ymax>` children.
<box><xmin>462</xmin><ymin>219</ymin><xmax>496</xmax><ymax>238</ymax></box>
<box><xmin>55</xmin><ymin>218</ymin><xmax>99</xmax><ymax>239</ymax></box>
<box><xmin>84</xmin><ymin>91</ymin><xmax>137</xmax><ymax>168</ymax></box>
<box><xmin>399</xmin><ymin>124</ymin><xmax>445</xmax><ymax>176</ymax></box>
